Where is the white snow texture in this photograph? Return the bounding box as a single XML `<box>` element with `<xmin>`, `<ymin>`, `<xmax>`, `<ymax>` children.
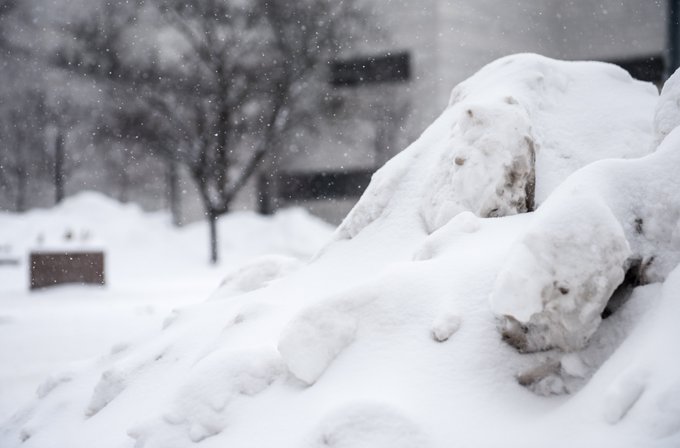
<box><xmin>2</xmin><ymin>54</ymin><xmax>680</xmax><ymax>448</ymax></box>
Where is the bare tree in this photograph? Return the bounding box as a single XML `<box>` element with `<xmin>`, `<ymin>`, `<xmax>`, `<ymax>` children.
<box><xmin>45</xmin><ymin>96</ymin><xmax>87</xmax><ymax>204</ymax></box>
<box><xmin>134</xmin><ymin>0</ymin><xmax>368</xmax><ymax>263</ymax></box>
<box><xmin>52</xmin><ymin>0</ymin><xmax>374</xmax><ymax>264</ymax></box>
<box><xmin>0</xmin><ymin>88</ymin><xmax>49</xmax><ymax>211</ymax></box>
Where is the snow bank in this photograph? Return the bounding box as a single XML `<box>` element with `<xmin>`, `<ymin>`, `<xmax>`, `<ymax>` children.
<box><xmin>3</xmin><ymin>55</ymin><xmax>679</xmax><ymax>448</ymax></box>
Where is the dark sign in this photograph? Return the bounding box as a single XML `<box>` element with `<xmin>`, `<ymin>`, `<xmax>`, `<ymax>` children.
<box><xmin>30</xmin><ymin>251</ymin><xmax>105</xmax><ymax>290</ymax></box>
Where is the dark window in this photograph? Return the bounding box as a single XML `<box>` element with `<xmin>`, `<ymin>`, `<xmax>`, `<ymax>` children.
<box><xmin>330</xmin><ymin>51</ymin><xmax>410</xmax><ymax>87</ymax></box>
<box><xmin>278</xmin><ymin>170</ymin><xmax>374</xmax><ymax>201</ymax></box>
<box><xmin>608</xmin><ymin>54</ymin><xmax>665</xmax><ymax>83</ymax></box>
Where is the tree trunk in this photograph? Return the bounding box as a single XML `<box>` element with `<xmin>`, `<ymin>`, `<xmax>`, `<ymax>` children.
<box><xmin>208</xmin><ymin>209</ymin><xmax>219</xmax><ymax>264</ymax></box>
<box><xmin>120</xmin><ymin>170</ymin><xmax>129</xmax><ymax>203</ymax></box>
<box><xmin>54</xmin><ymin>129</ymin><xmax>65</xmax><ymax>204</ymax></box>
<box><xmin>256</xmin><ymin>143</ymin><xmax>281</xmax><ymax>215</ymax></box>
<box><xmin>15</xmin><ymin>167</ymin><xmax>26</xmax><ymax>212</ymax></box>
<box><xmin>257</xmin><ymin>167</ymin><xmax>277</xmax><ymax>215</ymax></box>
<box><xmin>166</xmin><ymin>160</ymin><xmax>181</xmax><ymax>226</ymax></box>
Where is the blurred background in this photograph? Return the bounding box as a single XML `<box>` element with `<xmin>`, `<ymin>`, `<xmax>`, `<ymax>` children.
<box><xmin>0</xmin><ymin>0</ymin><xmax>673</xmax><ymax>423</ymax></box>
<box><xmin>0</xmin><ymin>0</ymin><xmax>670</xmax><ymax>229</ymax></box>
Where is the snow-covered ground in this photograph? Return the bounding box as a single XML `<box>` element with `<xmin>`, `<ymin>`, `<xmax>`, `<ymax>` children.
<box><xmin>3</xmin><ymin>54</ymin><xmax>680</xmax><ymax>448</ymax></box>
<box><xmin>0</xmin><ymin>193</ymin><xmax>333</xmax><ymax>423</ymax></box>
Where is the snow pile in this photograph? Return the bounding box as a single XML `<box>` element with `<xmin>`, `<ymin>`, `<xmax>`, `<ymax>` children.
<box><xmin>3</xmin><ymin>54</ymin><xmax>680</xmax><ymax>448</ymax></box>
<box><xmin>337</xmin><ymin>53</ymin><xmax>656</xmax><ymax>237</ymax></box>
<box><xmin>491</xmin><ymin>73</ymin><xmax>680</xmax><ymax>354</ymax></box>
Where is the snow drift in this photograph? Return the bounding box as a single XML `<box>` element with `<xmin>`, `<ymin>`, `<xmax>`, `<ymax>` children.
<box><xmin>3</xmin><ymin>54</ymin><xmax>680</xmax><ymax>448</ymax></box>
<box><xmin>0</xmin><ymin>193</ymin><xmax>335</xmax><ymax>422</ymax></box>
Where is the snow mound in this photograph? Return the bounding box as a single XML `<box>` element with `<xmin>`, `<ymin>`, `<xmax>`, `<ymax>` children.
<box><xmin>4</xmin><ymin>55</ymin><xmax>680</xmax><ymax>448</ymax></box>
<box><xmin>337</xmin><ymin>53</ymin><xmax>656</xmax><ymax>238</ymax></box>
<box><xmin>491</xmin><ymin>126</ymin><xmax>680</xmax><ymax>352</ymax></box>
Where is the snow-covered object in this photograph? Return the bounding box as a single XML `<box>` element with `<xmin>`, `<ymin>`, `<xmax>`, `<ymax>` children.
<box><xmin>337</xmin><ymin>53</ymin><xmax>656</xmax><ymax>237</ymax></box>
<box><xmin>4</xmin><ymin>56</ymin><xmax>680</xmax><ymax>448</ymax></box>
<box><xmin>490</xmin><ymin>126</ymin><xmax>680</xmax><ymax>352</ymax></box>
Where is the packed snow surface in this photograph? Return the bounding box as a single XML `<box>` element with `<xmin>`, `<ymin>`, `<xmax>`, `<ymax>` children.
<box><xmin>3</xmin><ymin>54</ymin><xmax>680</xmax><ymax>448</ymax></box>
